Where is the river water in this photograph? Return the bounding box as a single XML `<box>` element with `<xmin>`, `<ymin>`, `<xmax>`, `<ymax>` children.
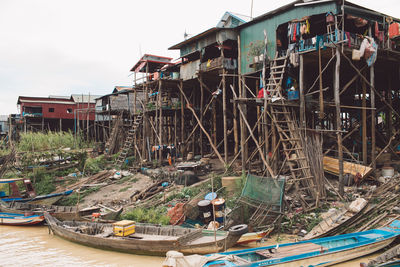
<box><xmin>0</xmin><ymin>225</ymin><xmax>379</xmax><ymax>267</ymax></box>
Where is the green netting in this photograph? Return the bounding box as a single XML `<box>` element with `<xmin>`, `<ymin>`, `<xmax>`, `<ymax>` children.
<box><xmin>240</xmin><ymin>174</ymin><xmax>285</xmax><ymax>207</ymax></box>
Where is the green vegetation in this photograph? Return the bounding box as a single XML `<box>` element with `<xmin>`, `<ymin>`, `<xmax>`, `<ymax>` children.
<box><xmin>18</xmin><ymin>131</ymin><xmax>82</xmax><ymax>152</ymax></box>
<box><xmin>83</xmin><ymin>155</ymin><xmax>108</xmax><ymax>174</ymax></box>
<box><xmin>122</xmin><ymin>207</ymin><xmax>170</xmax><ymax>225</ymax></box>
<box><xmin>26</xmin><ymin>167</ymin><xmax>55</xmax><ymax>195</ymax></box>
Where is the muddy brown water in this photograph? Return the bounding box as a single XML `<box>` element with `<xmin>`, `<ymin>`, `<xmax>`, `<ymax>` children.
<box><xmin>0</xmin><ymin>225</ymin><xmax>380</xmax><ymax>266</ymax></box>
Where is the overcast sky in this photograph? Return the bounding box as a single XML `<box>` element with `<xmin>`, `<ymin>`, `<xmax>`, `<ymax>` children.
<box><xmin>0</xmin><ymin>0</ymin><xmax>398</xmax><ymax>114</ymax></box>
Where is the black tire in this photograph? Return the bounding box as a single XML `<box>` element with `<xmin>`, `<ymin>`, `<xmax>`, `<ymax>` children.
<box><xmin>229</xmin><ymin>224</ymin><xmax>248</xmax><ymax>236</ymax></box>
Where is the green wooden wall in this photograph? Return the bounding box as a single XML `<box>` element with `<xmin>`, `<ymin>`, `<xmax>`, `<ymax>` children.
<box><xmin>239</xmin><ymin>2</ymin><xmax>339</xmax><ymax>75</ymax></box>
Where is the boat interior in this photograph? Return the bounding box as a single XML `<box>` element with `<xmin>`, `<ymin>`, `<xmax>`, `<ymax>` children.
<box><xmin>236</xmin><ymin>234</ymin><xmax>375</xmax><ymax>262</ymax></box>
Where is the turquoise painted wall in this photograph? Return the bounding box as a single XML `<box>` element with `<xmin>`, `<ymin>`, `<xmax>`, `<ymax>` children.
<box><xmin>240</xmin><ymin>2</ymin><xmax>339</xmax><ymax>74</ymax></box>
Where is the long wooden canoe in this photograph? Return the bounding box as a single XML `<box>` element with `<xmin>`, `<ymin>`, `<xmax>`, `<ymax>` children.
<box><xmin>44</xmin><ymin>213</ymin><xmax>247</xmax><ymax>256</ymax></box>
<box><xmin>0</xmin><ymin>212</ymin><xmax>44</xmax><ymax>226</ymax></box>
<box><xmin>0</xmin><ymin>199</ymin><xmax>121</xmax><ymax>222</ymax></box>
<box><xmin>196</xmin><ymin>220</ymin><xmax>400</xmax><ymax>267</ymax></box>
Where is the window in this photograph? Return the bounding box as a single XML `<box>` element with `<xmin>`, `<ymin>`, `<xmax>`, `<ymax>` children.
<box><xmin>67</xmin><ymin>108</ymin><xmax>72</xmax><ymax>113</ymax></box>
<box><xmin>49</xmin><ymin>108</ymin><xmax>55</xmax><ymax>112</ymax></box>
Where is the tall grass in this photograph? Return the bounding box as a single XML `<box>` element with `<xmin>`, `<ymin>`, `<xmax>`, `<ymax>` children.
<box><xmin>18</xmin><ymin>131</ymin><xmax>88</xmax><ymax>152</ymax></box>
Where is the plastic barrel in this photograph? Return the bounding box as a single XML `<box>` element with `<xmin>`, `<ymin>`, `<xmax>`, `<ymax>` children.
<box><xmin>198</xmin><ymin>200</ymin><xmax>212</xmax><ymax>223</ymax></box>
<box><xmin>212</xmin><ymin>198</ymin><xmax>225</xmax><ymax>223</ymax></box>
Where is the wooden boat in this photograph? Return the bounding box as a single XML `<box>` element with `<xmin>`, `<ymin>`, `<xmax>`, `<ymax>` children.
<box><xmin>236</xmin><ymin>227</ymin><xmax>274</xmax><ymax>245</ymax></box>
<box><xmin>196</xmin><ymin>220</ymin><xmax>400</xmax><ymax>267</ymax></box>
<box><xmin>0</xmin><ymin>212</ymin><xmax>44</xmax><ymax>225</ymax></box>
<box><xmin>0</xmin><ymin>178</ymin><xmax>73</xmax><ymax>205</ymax></box>
<box><xmin>0</xmin><ymin>199</ymin><xmax>122</xmax><ymax>222</ymax></box>
<box><xmin>303</xmin><ymin>197</ymin><xmax>368</xmax><ymax>240</ymax></box>
<box><xmin>44</xmin><ymin>213</ymin><xmax>247</xmax><ymax>256</ymax></box>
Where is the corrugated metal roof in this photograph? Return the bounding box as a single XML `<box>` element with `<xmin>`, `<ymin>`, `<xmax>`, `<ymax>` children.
<box><xmin>70</xmin><ymin>94</ymin><xmax>101</xmax><ymax>103</ymax></box>
<box><xmin>0</xmin><ymin>115</ymin><xmax>9</xmax><ymax>121</ymax></box>
<box><xmin>130</xmin><ymin>54</ymin><xmax>174</xmax><ymax>73</ymax></box>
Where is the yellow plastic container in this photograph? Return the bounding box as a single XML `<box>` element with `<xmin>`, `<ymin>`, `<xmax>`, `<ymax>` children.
<box><xmin>113</xmin><ymin>220</ymin><xmax>136</xmax><ymax>237</ymax></box>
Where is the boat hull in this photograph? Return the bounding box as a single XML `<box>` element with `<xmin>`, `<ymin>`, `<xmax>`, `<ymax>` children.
<box><xmin>0</xmin><ymin>213</ymin><xmax>44</xmax><ymax>226</ymax></box>
<box><xmin>45</xmin><ymin>213</ymin><xmax>242</xmax><ymax>256</ymax></box>
<box><xmin>202</xmin><ymin>221</ymin><xmax>400</xmax><ymax>267</ymax></box>
<box><xmin>267</xmin><ymin>237</ymin><xmax>395</xmax><ymax>267</ymax></box>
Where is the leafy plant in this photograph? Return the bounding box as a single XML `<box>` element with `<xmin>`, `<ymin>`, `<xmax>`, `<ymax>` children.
<box><xmin>122</xmin><ymin>207</ymin><xmax>170</xmax><ymax>225</ymax></box>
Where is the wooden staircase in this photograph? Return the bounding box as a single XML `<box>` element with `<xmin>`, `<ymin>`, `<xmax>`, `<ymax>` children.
<box><xmin>265</xmin><ymin>53</ymin><xmax>316</xmax><ymax>202</ymax></box>
<box><xmin>115</xmin><ymin>114</ymin><xmax>143</xmax><ymax>167</ymax></box>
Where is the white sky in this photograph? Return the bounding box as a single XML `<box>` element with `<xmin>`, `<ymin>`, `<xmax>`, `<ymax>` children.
<box><xmin>0</xmin><ymin>0</ymin><xmax>399</xmax><ymax>114</ymax></box>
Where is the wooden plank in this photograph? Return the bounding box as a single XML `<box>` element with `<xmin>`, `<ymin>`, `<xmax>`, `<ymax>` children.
<box><xmin>323</xmin><ymin>156</ymin><xmax>372</xmax><ymax>178</ymax></box>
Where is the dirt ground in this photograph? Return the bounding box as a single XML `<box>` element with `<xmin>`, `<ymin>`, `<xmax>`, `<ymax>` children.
<box><xmin>81</xmin><ymin>173</ymin><xmax>153</xmax><ymax>207</ymax></box>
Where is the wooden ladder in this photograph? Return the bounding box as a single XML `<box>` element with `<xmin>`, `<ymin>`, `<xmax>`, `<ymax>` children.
<box><xmin>115</xmin><ymin>113</ymin><xmax>143</xmax><ymax>167</ymax></box>
<box><xmin>105</xmin><ymin>113</ymin><xmax>123</xmax><ymax>155</ymax></box>
<box><xmin>266</xmin><ymin>53</ymin><xmax>316</xmax><ymax>202</ymax></box>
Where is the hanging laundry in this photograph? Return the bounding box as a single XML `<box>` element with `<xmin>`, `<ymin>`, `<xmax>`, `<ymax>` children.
<box><xmin>300</xmin><ymin>23</ymin><xmax>306</xmax><ymax>35</ymax></box>
<box><xmin>374</xmin><ymin>21</ymin><xmax>384</xmax><ymax>42</ymax></box>
<box><xmin>305</xmin><ymin>19</ymin><xmax>310</xmax><ymax>34</ymax></box>
<box><xmin>352</xmin><ymin>37</ymin><xmax>377</xmax><ymax>66</ymax></box>
<box><xmin>292</xmin><ymin>23</ymin><xmax>297</xmax><ymax>42</ymax></box>
<box><xmin>389</xmin><ymin>22</ymin><xmax>400</xmax><ymax>39</ymax></box>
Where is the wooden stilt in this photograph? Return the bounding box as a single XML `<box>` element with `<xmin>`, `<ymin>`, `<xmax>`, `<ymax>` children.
<box><xmin>200</xmin><ymin>74</ymin><xmax>204</xmax><ymax>157</ymax></box>
<box><xmin>334</xmin><ymin>46</ymin><xmax>344</xmax><ymax>196</ymax></box>
<box><xmin>362</xmin><ymin>79</ymin><xmax>367</xmax><ymax>165</ymax></box>
<box><xmin>370</xmin><ymin>60</ymin><xmax>376</xmax><ymax>171</ymax></box>
<box><xmin>180</xmin><ymin>81</ymin><xmax>185</xmax><ymax>158</ymax></box>
<box><xmin>222</xmin><ymin>67</ymin><xmax>228</xmax><ymax>164</ymax></box>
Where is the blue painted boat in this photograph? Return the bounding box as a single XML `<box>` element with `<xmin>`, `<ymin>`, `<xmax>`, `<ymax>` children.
<box><xmin>200</xmin><ymin>221</ymin><xmax>400</xmax><ymax>267</ymax></box>
<box><xmin>0</xmin><ymin>178</ymin><xmax>73</xmax><ymax>205</ymax></box>
<box><xmin>0</xmin><ymin>212</ymin><xmax>44</xmax><ymax>225</ymax></box>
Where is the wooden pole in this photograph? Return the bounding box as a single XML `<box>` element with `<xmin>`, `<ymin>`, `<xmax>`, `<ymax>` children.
<box><xmin>318</xmin><ymin>48</ymin><xmax>324</xmax><ymax>120</ymax></box>
<box><xmin>299</xmin><ymin>54</ymin><xmax>306</xmax><ymax>128</ymax></box>
<box><xmin>362</xmin><ymin>79</ymin><xmax>367</xmax><ymax>165</ymax></box>
<box><xmin>212</xmin><ymin>96</ymin><xmax>217</xmax><ymax>147</ymax></box>
<box><xmin>334</xmin><ymin>46</ymin><xmax>344</xmax><ymax>196</ymax></box>
<box><xmin>180</xmin><ymin>80</ymin><xmax>185</xmax><ymax>158</ymax></box>
<box><xmin>233</xmin><ymin>82</ymin><xmax>239</xmax><ymax>157</ymax></box>
<box><xmin>388</xmin><ymin>75</ymin><xmax>393</xmax><ymax>137</ymax></box>
<box><xmin>222</xmin><ymin>67</ymin><xmax>228</xmax><ymax>164</ymax></box>
<box><xmin>200</xmin><ymin>74</ymin><xmax>204</xmax><ymax>157</ymax></box>
<box><xmin>159</xmin><ymin>79</ymin><xmax>163</xmax><ymax>163</ymax></box>
<box><xmin>369</xmin><ymin>26</ymin><xmax>376</xmax><ymax>171</ymax></box>
<box><xmin>238</xmin><ymin>34</ymin><xmax>246</xmax><ymax>173</ymax></box>
<box><xmin>370</xmin><ymin>57</ymin><xmax>376</xmax><ymax>171</ymax></box>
